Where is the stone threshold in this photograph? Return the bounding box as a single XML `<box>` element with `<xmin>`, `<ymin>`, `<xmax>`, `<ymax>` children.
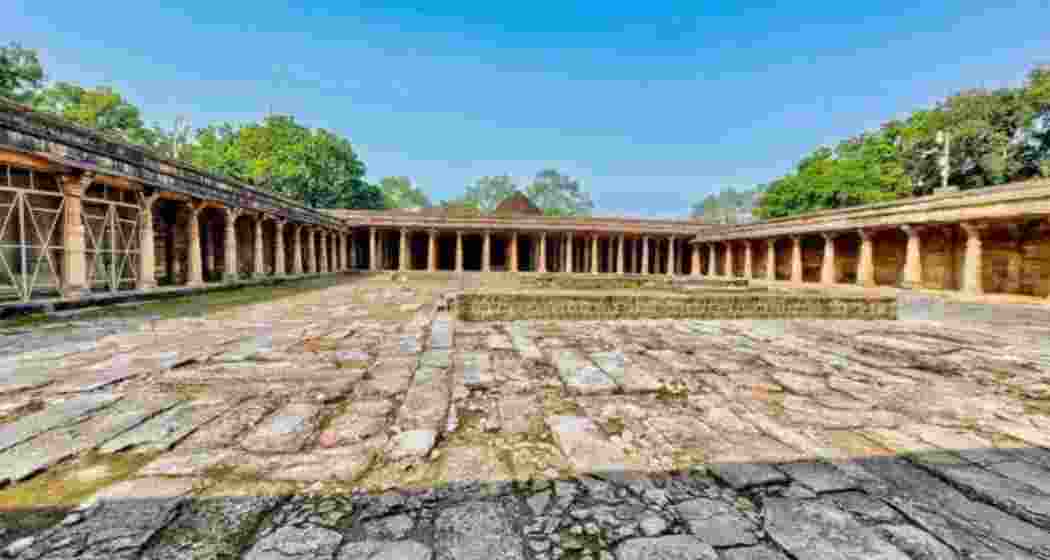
<box><xmin>0</xmin><ymin>271</ymin><xmax>372</xmax><ymax>321</ymax></box>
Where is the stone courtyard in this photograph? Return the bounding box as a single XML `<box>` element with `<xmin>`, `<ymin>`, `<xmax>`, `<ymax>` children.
<box><xmin>1</xmin><ymin>273</ymin><xmax>1050</xmax><ymax>559</ymax></box>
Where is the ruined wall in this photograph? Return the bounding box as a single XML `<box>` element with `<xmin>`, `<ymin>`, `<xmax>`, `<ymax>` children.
<box><xmin>457</xmin><ymin>292</ymin><xmax>896</xmax><ymax>321</ymax></box>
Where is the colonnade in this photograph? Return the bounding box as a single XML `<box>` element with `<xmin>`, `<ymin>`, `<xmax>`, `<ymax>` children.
<box><xmin>59</xmin><ymin>177</ymin><xmax>350</xmax><ymax>298</ymax></box>
<box><xmin>354</xmin><ymin>227</ymin><xmax>699</xmax><ymax>275</ymax></box>
<box><xmin>690</xmin><ymin>220</ymin><xmax>1046</xmax><ymax>295</ymax></box>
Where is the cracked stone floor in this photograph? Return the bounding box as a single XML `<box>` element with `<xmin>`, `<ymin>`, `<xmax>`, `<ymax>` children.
<box><xmin>1</xmin><ymin>274</ymin><xmax>1050</xmax><ymax>559</ymax></box>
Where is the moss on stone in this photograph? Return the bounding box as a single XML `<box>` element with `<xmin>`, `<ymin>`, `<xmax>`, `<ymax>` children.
<box><xmin>0</xmin><ymin>451</ymin><xmax>162</xmax><ymax>509</ymax></box>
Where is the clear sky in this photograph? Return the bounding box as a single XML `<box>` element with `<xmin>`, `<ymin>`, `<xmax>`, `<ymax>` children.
<box><xmin>9</xmin><ymin>1</ymin><xmax>1050</xmax><ymax>217</ymax></box>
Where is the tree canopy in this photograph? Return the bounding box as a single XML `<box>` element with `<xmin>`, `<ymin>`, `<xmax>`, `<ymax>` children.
<box><xmin>0</xmin><ymin>43</ymin><xmax>385</xmax><ymax>210</ymax></box>
<box><xmin>691</xmin><ymin>186</ymin><xmax>762</xmax><ymax>223</ymax></box>
<box><xmin>459</xmin><ymin>175</ymin><xmax>521</xmax><ymax>212</ymax></box>
<box><xmin>752</xmin><ymin>65</ymin><xmax>1050</xmax><ymax>219</ymax></box>
<box><xmin>378</xmin><ymin>176</ymin><xmax>431</xmax><ymax>209</ymax></box>
<box><xmin>451</xmin><ymin>171</ymin><xmax>593</xmax><ymax>216</ymax></box>
<box><xmin>525</xmin><ymin>169</ymin><xmax>594</xmax><ymax>217</ymax></box>
<box><xmin>0</xmin><ymin>42</ymin><xmax>44</xmax><ymax>103</ymax></box>
<box><xmin>187</xmin><ymin>115</ymin><xmax>382</xmax><ymax>209</ymax></box>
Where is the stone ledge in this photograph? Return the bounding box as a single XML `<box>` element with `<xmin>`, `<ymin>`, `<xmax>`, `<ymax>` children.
<box><xmin>0</xmin><ymin>272</ymin><xmax>353</xmax><ymax>321</ymax></box>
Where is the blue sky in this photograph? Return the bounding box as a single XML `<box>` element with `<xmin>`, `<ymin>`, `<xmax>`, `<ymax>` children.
<box><xmin>9</xmin><ymin>1</ymin><xmax>1050</xmax><ymax>217</ymax></box>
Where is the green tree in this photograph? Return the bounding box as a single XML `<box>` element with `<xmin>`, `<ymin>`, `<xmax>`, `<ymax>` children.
<box><xmin>187</xmin><ymin>115</ymin><xmax>381</xmax><ymax>209</ymax></box>
<box><xmin>1022</xmin><ymin>66</ymin><xmax>1050</xmax><ymax>177</ymax></box>
<box><xmin>524</xmin><ymin>169</ymin><xmax>593</xmax><ymax>217</ymax></box>
<box><xmin>378</xmin><ymin>176</ymin><xmax>431</xmax><ymax>209</ymax></box>
<box><xmin>462</xmin><ymin>175</ymin><xmax>520</xmax><ymax>212</ymax></box>
<box><xmin>691</xmin><ymin>186</ymin><xmax>762</xmax><ymax>223</ymax></box>
<box><xmin>755</xmin><ymin>132</ymin><xmax>911</xmax><ymax>219</ymax></box>
<box><xmin>0</xmin><ymin>42</ymin><xmax>44</xmax><ymax>103</ymax></box>
<box><xmin>33</xmin><ymin>83</ymin><xmax>151</xmax><ymax>143</ymax></box>
<box><xmin>188</xmin><ymin>123</ymin><xmax>248</xmax><ymax>180</ymax></box>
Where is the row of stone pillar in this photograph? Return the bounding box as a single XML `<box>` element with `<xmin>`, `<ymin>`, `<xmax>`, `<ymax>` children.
<box><xmin>59</xmin><ymin>180</ymin><xmax>350</xmax><ymax>298</ymax></box>
<box><xmin>364</xmin><ymin>228</ymin><xmax>690</xmax><ymax>275</ymax></box>
<box><xmin>693</xmin><ymin>222</ymin><xmax>988</xmax><ymax>294</ymax></box>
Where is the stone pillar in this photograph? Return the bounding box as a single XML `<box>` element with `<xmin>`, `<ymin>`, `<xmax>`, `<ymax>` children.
<box><xmin>510</xmin><ymin>232</ymin><xmax>518</xmax><ymax>272</ymax></box>
<box><xmin>253</xmin><ymin>216</ymin><xmax>265</xmax><ymax>277</ymax></box>
<box><xmin>565</xmin><ymin>233</ymin><xmax>573</xmax><ymax>273</ymax></box>
<box><xmin>320</xmin><ymin>229</ymin><xmax>330</xmax><ymax>273</ymax></box>
<box><xmin>666</xmin><ymin>237</ymin><xmax>675</xmax><ymax>276</ymax></box>
<box><xmin>961</xmin><ymin>222</ymin><xmax>984</xmax><ymax>294</ymax></box>
<box><xmin>690</xmin><ymin>244</ymin><xmax>700</xmax><ymax>277</ymax></box>
<box><xmin>709</xmin><ymin>243</ymin><xmax>718</xmax><ymax>277</ymax></box>
<box><xmin>857</xmin><ymin>229</ymin><xmax>876</xmax><ymax>288</ymax></box>
<box><xmin>399</xmin><ymin>228</ymin><xmax>409</xmax><ymax>272</ymax></box>
<box><xmin>341</xmin><ymin>232</ymin><xmax>348</xmax><ymax>271</ymax></box>
<box><xmin>59</xmin><ymin>174</ymin><xmax>92</xmax><ymax>298</ymax></box>
<box><xmin>428</xmin><ymin>230</ymin><xmax>438</xmax><ymax>272</ymax></box>
<box><xmin>137</xmin><ymin>192</ymin><xmax>159</xmax><ymax>290</ymax></box>
<box><xmin>722</xmin><ymin>242</ymin><xmax>733</xmax><ymax>278</ymax></box>
<box><xmin>274</xmin><ymin>221</ymin><xmax>286</xmax><ymax>276</ymax></box>
<box><xmin>820</xmin><ymin>232</ymin><xmax>837</xmax><ymax>285</ymax></box>
<box><xmin>455</xmin><ymin>231</ymin><xmax>464</xmax><ymax>272</ymax></box>
<box><xmin>482</xmin><ymin>230</ymin><xmax>491</xmax><ymax>272</ymax></box>
<box><xmin>187</xmin><ymin>202</ymin><xmax>204</xmax><ymax>287</ymax></box>
<box><xmin>307</xmin><ymin>228</ymin><xmax>317</xmax><ymax>274</ymax></box>
<box><xmin>743</xmin><ymin>241</ymin><xmax>753</xmax><ymax>279</ymax></box>
<box><xmin>591</xmin><ymin>235</ymin><xmax>599</xmax><ymax>274</ymax></box>
<box><xmin>293</xmin><ymin>225</ymin><xmax>304</xmax><ymax>275</ymax></box>
<box><xmin>617</xmin><ymin>235</ymin><xmax>625</xmax><ymax>275</ymax></box>
<box><xmin>349</xmin><ymin>232</ymin><xmax>357</xmax><ymax>270</ymax></box>
<box><xmin>641</xmin><ymin>236</ymin><xmax>650</xmax><ymax>274</ymax></box>
<box><xmin>765</xmin><ymin>239</ymin><xmax>776</xmax><ymax>281</ymax></box>
<box><xmin>223</xmin><ymin>208</ymin><xmax>240</xmax><ymax>282</ymax></box>
<box><xmin>369</xmin><ymin>227</ymin><xmax>377</xmax><ymax>271</ymax></box>
<box><xmin>538</xmin><ymin>232</ymin><xmax>547</xmax><ymax>273</ymax></box>
<box><xmin>901</xmin><ymin>225</ymin><xmax>924</xmax><ymax>289</ymax></box>
<box><xmin>332</xmin><ymin>233</ymin><xmax>340</xmax><ymax>272</ymax></box>
<box><xmin>790</xmin><ymin>236</ymin><xmax>803</xmax><ymax>283</ymax></box>
<box><xmin>325</xmin><ymin>230</ymin><xmax>332</xmax><ymax>273</ymax></box>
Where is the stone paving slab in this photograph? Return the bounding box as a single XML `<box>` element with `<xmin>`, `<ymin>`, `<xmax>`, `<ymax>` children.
<box><xmin>553</xmin><ymin>351</ymin><xmax>618</xmax><ymax>395</ymax></box>
<box><xmin>98</xmin><ymin>400</ymin><xmax>230</xmax><ymax>454</ymax></box>
<box><xmin>2</xmin><ymin>276</ymin><xmax>1050</xmax><ymax>558</ymax></box>
<box><xmin>242</xmin><ymin>402</ymin><xmax>323</xmax><ymax>453</ymax></box>
<box><xmin>0</xmin><ymin>397</ymin><xmax>178</xmax><ymax>484</ymax></box>
<box><xmin>0</xmin><ymin>393</ymin><xmax>120</xmax><ymax>453</ymax></box>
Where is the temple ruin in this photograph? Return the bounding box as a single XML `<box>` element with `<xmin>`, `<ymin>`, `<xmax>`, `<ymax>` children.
<box><xmin>2</xmin><ymin>98</ymin><xmax>1049</xmax><ymax>312</ymax></box>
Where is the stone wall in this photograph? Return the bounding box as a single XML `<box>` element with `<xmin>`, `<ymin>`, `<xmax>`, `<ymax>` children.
<box><xmin>456</xmin><ymin>292</ymin><xmax>897</xmax><ymax>321</ymax></box>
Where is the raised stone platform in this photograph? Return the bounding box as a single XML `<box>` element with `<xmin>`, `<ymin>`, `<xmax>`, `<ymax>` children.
<box><xmin>520</xmin><ymin>273</ymin><xmax>750</xmax><ymax>291</ymax></box>
<box><xmin>456</xmin><ymin>290</ymin><xmax>897</xmax><ymax>321</ymax></box>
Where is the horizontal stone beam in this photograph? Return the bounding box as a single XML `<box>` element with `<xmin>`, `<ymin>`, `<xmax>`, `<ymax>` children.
<box><xmin>692</xmin><ymin>179</ymin><xmax>1050</xmax><ymax>243</ymax></box>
